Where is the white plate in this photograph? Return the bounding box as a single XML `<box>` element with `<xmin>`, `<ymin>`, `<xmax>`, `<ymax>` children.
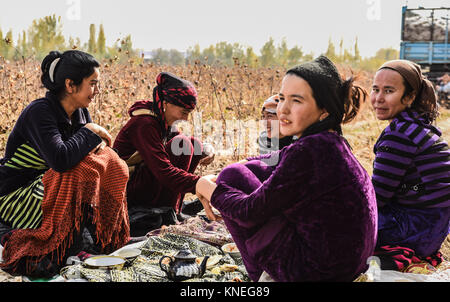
<box><xmin>83</xmin><ymin>256</ymin><xmax>125</xmax><ymax>268</ymax></box>
<box><xmin>114</xmin><ymin>248</ymin><xmax>141</xmax><ymax>259</ymax></box>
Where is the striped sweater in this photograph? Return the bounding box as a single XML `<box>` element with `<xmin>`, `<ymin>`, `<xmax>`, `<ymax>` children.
<box><xmin>372</xmin><ymin>110</ymin><xmax>450</xmax><ymax>208</ymax></box>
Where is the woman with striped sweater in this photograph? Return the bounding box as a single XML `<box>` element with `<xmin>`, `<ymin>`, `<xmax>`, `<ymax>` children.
<box><xmin>371</xmin><ymin>59</ymin><xmax>450</xmax><ymax>269</ymax></box>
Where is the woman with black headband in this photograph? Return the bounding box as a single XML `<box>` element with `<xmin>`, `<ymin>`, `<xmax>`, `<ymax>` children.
<box><xmin>114</xmin><ymin>72</ymin><xmax>214</xmax><ymax>236</ymax></box>
<box><xmin>195</xmin><ymin>56</ymin><xmax>377</xmax><ymax>282</ymax></box>
<box><xmin>0</xmin><ymin>50</ymin><xmax>130</xmax><ymax>278</ymax></box>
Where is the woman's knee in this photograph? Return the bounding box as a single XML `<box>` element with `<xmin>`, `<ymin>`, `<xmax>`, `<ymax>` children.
<box><xmin>216</xmin><ymin>163</ymin><xmax>262</xmax><ymax>194</ymax></box>
<box><xmin>216</xmin><ymin>163</ymin><xmax>248</xmax><ymax>184</ymax></box>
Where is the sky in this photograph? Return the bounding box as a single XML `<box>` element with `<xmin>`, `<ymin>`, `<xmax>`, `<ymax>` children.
<box><xmin>0</xmin><ymin>0</ymin><xmax>449</xmax><ymax>58</ymax></box>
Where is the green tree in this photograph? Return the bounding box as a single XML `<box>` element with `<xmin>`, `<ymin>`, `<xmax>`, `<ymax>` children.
<box><xmin>97</xmin><ymin>24</ymin><xmax>106</xmax><ymax>56</ymax></box>
<box><xmin>203</xmin><ymin>44</ymin><xmax>216</xmax><ymax>65</ymax></box>
<box><xmin>150</xmin><ymin>48</ymin><xmax>170</xmax><ymax>65</ymax></box>
<box><xmin>276</xmin><ymin>38</ymin><xmax>289</xmax><ymax>66</ymax></box>
<box><xmin>354</xmin><ymin>36</ymin><xmax>361</xmax><ymax>63</ymax></box>
<box><xmin>374</xmin><ymin>47</ymin><xmax>399</xmax><ymax>61</ymax></box>
<box><xmin>245</xmin><ymin>46</ymin><xmax>259</xmax><ymax>67</ymax></box>
<box><xmin>2</xmin><ymin>30</ymin><xmax>14</xmax><ymax>60</ymax></box>
<box><xmin>287</xmin><ymin>45</ymin><xmax>304</xmax><ymax>67</ymax></box>
<box><xmin>186</xmin><ymin>43</ymin><xmax>202</xmax><ymax>63</ymax></box>
<box><xmin>215</xmin><ymin>41</ymin><xmax>234</xmax><ymax>65</ymax></box>
<box><xmin>0</xmin><ymin>28</ymin><xmax>3</xmax><ymax>57</ymax></box>
<box><xmin>28</xmin><ymin>15</ymin><xmax>65</xmax><ymax>59</ymax></box>
<box><xmin>169</xmin><ymin>49</ymin><xmax>185</xmax><ymax>65</ymax></box>
<box><xmin>88</xmin><ymin>24</ymin><xmax>96</xmax><ymax>54</ymax></box>
<box><xmin>0</xmin><ymin>28</ymin><xmax>6</xmax><ymax>58</ymax></box>
<box><xmin>325</xmin><ymin>37</ymin><xmax>337</xmax><ymax>61</ymax></box>
<box><xmin>260</xmin><ymin>37</ymin><xmax>276</xmax><ymax>67</ymax></box>
<box><xmin>359</xmin><ymin>47</ymin><xmax>399</xmax><ymax>71</ymax></box>
<box><xmin>338</xmin><ymin>37</ymin><xmax>344</xmax><ymax>61</ymax></box>
<box><xmin>15</xmin><ymin>30</ymin><xmax>28</xmax><ymax>59</ymax></box>
<box><xmin>68</xmin><ymin>36</ymin><xmax>81</xmax><ymax>50</ymax></box>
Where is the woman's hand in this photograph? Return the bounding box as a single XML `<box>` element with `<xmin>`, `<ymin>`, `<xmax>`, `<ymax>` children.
<box><xmin>84</xmin><ymin>123</ymin><xmax>112</xmax><ymax>147</ymax></box>
<box><xmin>197</xmin><ymin>193</ymin><xmax>221</xmax><ymax>222</ymax></box>
<box><xmin>89</xmin><ymin>139</ymin><xmax>108</xmax><ymax>155</ymax></box>
<box><xmin>199</xmin><ymin>153</ymin><xmax>215</xmax><ymax>166</ymax></box>
<box><xmin>199</xmin><ymin>143</ymin><xmax>215</xmax><ymax>166</ymax></box>
<box><xmin>196</xmin><ymin>174</ymin><xmax>220</xmax><ymax>221</ymax></box>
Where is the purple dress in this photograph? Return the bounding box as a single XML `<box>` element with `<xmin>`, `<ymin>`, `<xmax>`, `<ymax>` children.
<box><xmin>210</xmin><ymin>131</ymin><xmax>378</xmax><ymax>282</ymax></box>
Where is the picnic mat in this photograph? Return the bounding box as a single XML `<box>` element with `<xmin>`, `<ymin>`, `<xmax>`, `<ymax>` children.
<box><xmin>147</xmin><ymin>215</ymin><xmax>233</xmax><ymax>247</ymax></box>
<box><xmin>60</xmin><ymin>233</ymin><xmax>250</xmax><ymax>282</ymax></box>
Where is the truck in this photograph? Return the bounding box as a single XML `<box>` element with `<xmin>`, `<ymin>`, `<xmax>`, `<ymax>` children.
<box><xmin>400</xmin><ymin>6</ymin><xmax>449</xmax><ymax>106</ymax></box>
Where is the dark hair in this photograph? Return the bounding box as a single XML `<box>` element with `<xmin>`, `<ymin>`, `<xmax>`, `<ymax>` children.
<box><xmin>340</xmin><ymin>75</ymin><xmax>367</xmax><ymax>124</ymax></box>
<box><xmin>399</xmin><ymin>73</ymin><xmax>439</xmax><ymax>122</ymax></box>
<box><xmin>41</xmin><ymin>50</ymin><xmax>100</xmax><ymax>100</ymax></box>
<box><xmin>286</xmin><ymin>56</ymin><xmax>367</xmax><ymax>137</ymax></box>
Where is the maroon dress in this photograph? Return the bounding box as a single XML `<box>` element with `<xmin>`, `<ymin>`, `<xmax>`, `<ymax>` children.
<box><xmin>113</xmin><ymin>101</ymin><xmax>203</xmax><ymax>213</ymax></box>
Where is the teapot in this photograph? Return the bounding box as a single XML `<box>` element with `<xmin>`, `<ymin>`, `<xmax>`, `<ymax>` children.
<box><xmin>159</xmin><ymin>243</ymin><xmax>209</xmax><ymax>281</ymax></box>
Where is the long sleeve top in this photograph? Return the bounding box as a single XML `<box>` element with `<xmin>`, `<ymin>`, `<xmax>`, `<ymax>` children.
<box><xmin>372</xmin><ymin>109</ymin><xmax>450</xmax><ymax>208</ymax></box>
<box><xmin>211</xmin><ymin>131</ymin><xmax>378</xmax><ymax>281</ymax></box>
<box><xmin>0</xmin><ymin>92</ymin><xmax>102</xmax><ymax>196</ymax></box>
<box><xmin>113</xmin><ymin>101</ymin><xmax>200</xmax><ymax>207</ymax></box>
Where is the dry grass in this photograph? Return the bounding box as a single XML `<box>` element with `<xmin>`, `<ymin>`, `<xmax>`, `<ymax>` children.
<box><xmin>1</xmin><ymin>58</ymin><xmax>450</xmax><ymax>262</ymax></box>
<box><xmin>0</xmin><ymin>58</ymin><xmax>449</xmax><ymax>173</ymax></box>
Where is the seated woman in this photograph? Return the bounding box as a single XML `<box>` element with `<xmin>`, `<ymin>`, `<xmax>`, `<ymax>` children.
<box><xmin>258</xmin><ymin>95</ymin><xmax>294</xmax><ymax>155</ymax></box>
<box><xmin>113</xmin><ymin>72</ymin><xmax>214</xmax><ymax>236</ymax></box>
<box><xmin>370</xmin><ymin>60</ymin><xmax>450</xmax><ymax>270</ymax></box>
<box><xmin>195</xmin><ymin>55</ymin><xmax>378</xmax><ymax>282</ymax></box>
<box><xmin>0</xmin><ymin>50</ymin><xmax>130</xmax><ymax>278</ymax></box>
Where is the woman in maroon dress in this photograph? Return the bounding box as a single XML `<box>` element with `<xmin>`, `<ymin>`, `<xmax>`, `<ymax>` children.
<box><xmin>114</xmin><ymin>72</ymin><xmax>214</xmax><ymax>235</ymax></box>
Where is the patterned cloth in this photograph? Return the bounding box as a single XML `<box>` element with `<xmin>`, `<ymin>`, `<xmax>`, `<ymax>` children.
<box><xmin>60</xmin><ymin>233</ymin><xmax>249</xmax><ymax>282</ymax></box>
<box><xmin>147</xmin><ymin>216</ymin><xmax>233</xmax><ymax>247</ymax></box>
<box><xmin>353</xmin><ymin>259</ymin><xmax>450</xmax><ymax>282</ymax></box>
<box><xmin>152</xmin><ymin>72</ymin><xmax>197</xmax><ymax>136</ymax></box>
<box><xmin>0</xmin><ymin>147</ymin><xmax>130</xmax><ymax>275</ymax></box>
<box><xmin>374</xmin><ymin>245</ymin><xmax>443</xmax><ymax>271</ymax></box>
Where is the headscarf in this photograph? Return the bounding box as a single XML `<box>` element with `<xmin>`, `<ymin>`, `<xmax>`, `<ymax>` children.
<box><xmin>286</xmin><ymin>55</ymin><xmax>346</xmax><ymax>137</ymax></box>
<box><xmin>152</xmin><ymin>72</ymin><xmax>198</xmax><ymax>134</ymax></box>
<box><xmin>378</xmin><ymin>60</ymin><xmax>438</xmax><ymax>122</ymax></box>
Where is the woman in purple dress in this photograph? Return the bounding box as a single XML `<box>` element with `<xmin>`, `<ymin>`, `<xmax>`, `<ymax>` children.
<box><xmin>195</xmin><ymin>56</ymin><xmax>378</xmax><ymax>282</ymax></box>
<box><xmin>371</xmin><ymin>60</ymin><xmax>450</xmax><ymax>270</ymax></box>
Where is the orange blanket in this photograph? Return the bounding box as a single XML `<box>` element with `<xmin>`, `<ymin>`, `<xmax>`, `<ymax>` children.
<box><xmin>0</xmin><ymin>147</ymin><xmax>130</xmax><ymax>274</ymax></box>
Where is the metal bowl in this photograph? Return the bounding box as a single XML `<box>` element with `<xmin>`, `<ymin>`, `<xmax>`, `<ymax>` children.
<box><xmin>221</xmin><ymin>243</ymin><xmax>241</xmax><ymax>259</ymax></box>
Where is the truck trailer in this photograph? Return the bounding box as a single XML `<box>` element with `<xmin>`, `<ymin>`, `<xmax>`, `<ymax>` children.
<box><xmin>399</xmin><ymin>6</ymin><xmax>449</xmax><ymax>106</ymax></box>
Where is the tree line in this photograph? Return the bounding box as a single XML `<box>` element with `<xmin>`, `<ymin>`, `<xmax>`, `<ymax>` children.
<box><xmin>0</xmin><ymin>15</ymin><xmax>136</xmax><ymax>63</ymax></box>
<box><xmin>0</xmin><ymin>15</ymin><xmax>398</xmax><ymax>71</ymax></box>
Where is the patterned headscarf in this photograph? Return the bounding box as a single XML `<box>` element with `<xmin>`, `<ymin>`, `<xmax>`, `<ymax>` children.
<box><xmin>152</xmin><ymin>72</ymin><xmax>198</xmax><ymax>132</ymax></box>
